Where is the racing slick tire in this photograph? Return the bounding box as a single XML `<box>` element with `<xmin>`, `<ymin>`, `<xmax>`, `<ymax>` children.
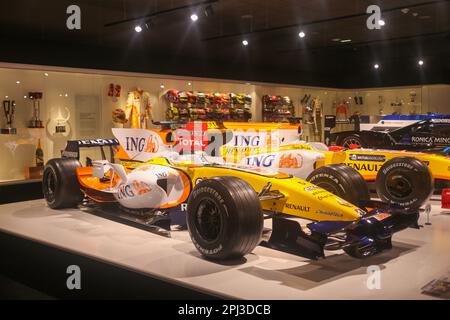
<box><xmin>376</xmin><ymin>156</ymin><xmax>433</xmax><ymax>209</ymax></box>
<box><xmin>306</xmin><ymin>164</ymin><xmax>370</xmax><ymax>206</ymax></box>
<box><xmin>43</xmin><ymin>158</ymin><xmax>83</xmax><ymax>209</ymax></box>
<box><xmin>339</xmin><ymin>134</ymin><xmax>363</xmax><ymax>149</ymax></box>
<box><xmin>187</xmin><ymin>176</ymin><xmax>263</xmax><ymax>260</ymax></box>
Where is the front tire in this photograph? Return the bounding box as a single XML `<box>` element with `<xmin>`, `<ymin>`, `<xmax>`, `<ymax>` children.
<box><xmin>187</xmin><ymin>176</ymin><xmax>263</xmax><ymax>260</ymax></box>
<box><xmin>306</xmin><ymin>164</ymin><xmax>370</xmax><ymax>206</ymax></box>
<box><xmin>376</xmin><ymin>156</ymin><xmax>433</xmax><ymax>209</ymax></box>
<box><xmin>43</xmin><ymin>158</ymin><xmax>83</xmax><ymax>209</ymax></box>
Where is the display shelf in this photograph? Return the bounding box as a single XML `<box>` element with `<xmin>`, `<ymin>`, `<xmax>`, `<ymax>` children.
<box><xmin>0</xmin><ymin>199</ymin><xmax>448</xmax><ymax>299</ymax></box>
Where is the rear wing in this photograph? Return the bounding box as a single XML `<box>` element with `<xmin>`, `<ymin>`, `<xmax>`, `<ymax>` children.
<box><xmin>62</xmin><ymin>138</ymin><xmax>119</xmax><ymax>160</ymax></box>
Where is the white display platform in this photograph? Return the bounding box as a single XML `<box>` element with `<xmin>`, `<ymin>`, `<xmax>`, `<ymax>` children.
<box><xmin>0</xmin><ymin>199</ymin><xmax>449</xmax><ymax>300</ymax></box>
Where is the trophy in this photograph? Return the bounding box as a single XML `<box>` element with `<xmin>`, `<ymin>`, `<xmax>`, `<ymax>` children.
<box><xmin>28</xmin><ymin>92</ymin><xmax>44</xmax><ymax>128</ymax></box>
<box><xmin>1</xmin><ymin>100</ymin><xmax>17</xmax><ymax>134</ymax></box>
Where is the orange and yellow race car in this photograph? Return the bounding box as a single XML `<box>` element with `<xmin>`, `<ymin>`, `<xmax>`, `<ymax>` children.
<box><xmin>149</xmin><ymin>121</ymin><xmax>446</xmax><ymax>209</ymax></box>
<box><xmin>42</xmin><ymin>127</ymin><xmax>431</xmax><ymax>261</ymax></box>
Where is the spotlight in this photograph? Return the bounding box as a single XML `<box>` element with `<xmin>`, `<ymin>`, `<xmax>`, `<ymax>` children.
<box><xmin>160</xmin><ymin>84</ymin><xmax>165</xmax><ymax>89</ymax></box>
<box><xmin>188</xmin><ymin>82</ymin><xmax>192</xmax><ymax>86</ymax></box>
<box><xmin>418</xmin><ymin>60</ymin><xmax>424</xmax><ymax>66</ymax></box>
<box><xmin>16</xmin><ymin>81</ymin><xmax>20</xmax><ymax>84</ymax></box>
<box><xmin>298</xmin><ymin>31</ymin><xmax>306</xmax><ymax>38</ymax></box>
<box><xmin>134</xmin><ymin>25</ymin><xmax>143</xmax><ymax>33</ymax></box>
<box><xmin>374</xmin><ymin>64</ymin><xmax>380</xmax><ymax>69</ymax></box>
<box><xmin>378</xmin><ymin>20</ymin><xmax>385</xmax><ymax>26</ymax></box>
<box><xmin>190</xmin><ymin>14</ymin><xmax>199</xmax><ymax>22</ymax></box>
<box><xmin>204</xmin><ymin>5</ymin><xmax>214</xmax><ymax>17</ymax></box>
<box><xmin>44</xmin><ymin>73</ymin><xmax>49</xmax><ymax>77</ymax></box>
<box><xmin>242</xmin><ymin>40</ymin><xmax>249</xmax><ymax>46</ymax></box>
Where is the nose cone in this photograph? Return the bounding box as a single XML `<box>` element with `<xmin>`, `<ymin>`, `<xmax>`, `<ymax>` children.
<box><xmin>276</xmin><ymin>178</ymin><xmax>363</xmax><ymax>222</ymax></box>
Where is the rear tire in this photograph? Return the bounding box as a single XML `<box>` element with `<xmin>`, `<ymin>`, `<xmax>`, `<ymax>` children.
<box><xmin>43</xmin><ymin>158</ymin><xmax>83</xmax><ymax>209</ymax></box>
<box><xmin>340</xmin><ymin>135</ymin><xmax>363</xmax><ymax>149</ymax></box>
<box><xmin>187</xmin><ymin>176</ymin><xmax>263</xmax><ymax>260</ymax></box>
<box><xmin>306</xmin><ymin>164</ymin><xmax>370</xmax><ymax>206</ymax></box>
<box><xmin>376</xmin><ymin>156</ymin><xmax>433</xmax><ymax>209</ymax></box>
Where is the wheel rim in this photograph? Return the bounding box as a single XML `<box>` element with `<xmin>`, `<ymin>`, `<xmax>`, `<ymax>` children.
<box><xmin>195</xmin><ymin>199</ymin><xmax>222</xmax><ymax>243</ymax></box>
<box><xmin>343</xmin><ymin>138</ymin><xmax>361</xmax><ymax>148</ymax></box>
<box><xmin>385</xmin><ymin>173</ymin><xmax>413</xmax><ymax>199</ymax></box>
<box><xmin>43</xmin><ymin>168</ymin><xmax>57</xmax><ymax>204</ymax></box>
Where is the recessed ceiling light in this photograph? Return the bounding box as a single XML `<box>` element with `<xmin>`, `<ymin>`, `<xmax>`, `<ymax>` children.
<box><xmin>134</xmin><ymin>25</ymin><xmax>142</xmax><ymax>33</ymax></box>
<box><xmin>44</xmin><ymin>73</ymin><xmax>49</xmax><ymax>77</ymax></box>
<box><xmin>188</xmin><ymin>82</ymin><xmax>192</xmax><ymax>86</ymax></box>
<box><xmin>242</xmin><ymin>40</ymin><xmax>249</xmax><ymax>46</ymax></box>
<box><xmin>374</xmin><ymin>64</ymin><xmax>380</xmax><ymax>69</ymax></box>
<box><xmin>190</xmin><ymin>14</ymin><xmax>199</xmax><ymax>22</ymax></box>
<box><xmin>65</xmin><ymin>93</ymin><xmax>68</xmax><ymax>97</ymax></box>
<box><xmin>378</xmin><ymin>20</ymin><xmax>385</xmax><ymax>26</ymax></box>
<box><xmin>160</xmin><ymin>84</ymin><xmax>165</xmax><ymax>89</ymax></box>
<box><xmin>5</xmin><ymin>96</ymin><xmax>8</xmax><ymax>99</ymax></box>
<box><xmin>16</xmin><ymin>81</ymin><xmax>20</xmax><ymax>84</ymax></box>
<box><xmin>332</xmin><ymin>38</ymin><xmax>341</xmax><ymax>42</ymax></box>
<box><xmin>59</xmin><ymin>94</ymin><xmax>63</xmax><ymax>97</ymax></box>
<box><xmin>24</xmin><ymin>95</ymin><xmax>27</xmax><ymax>99</ymax></box>
<box><xmin>340</xmin><ymin>39</ymin><xmax>352</xmax><ymax>43</ymax></box>
<box><xmin>298</xmin><ymin>31</ymin><xmax>306</xmax><ymax>38</ymax></box>
<box><xmin>418</xmin><ymin>60</ymin><xmax>424</xmax><ymax>66</ymax></box>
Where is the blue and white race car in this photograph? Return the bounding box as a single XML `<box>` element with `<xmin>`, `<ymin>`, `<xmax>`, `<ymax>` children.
<box><xmin>331</xmin><ymin>113</ymin><xmax>450</xmax><ymax>151</ymax></box>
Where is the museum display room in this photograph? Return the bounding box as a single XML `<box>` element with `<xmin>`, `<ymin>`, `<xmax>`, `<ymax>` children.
<box><xmin>1</xmin><ymin>64</ymin><xmax>448</xmax><ymax>184</ymax></box>
<box><xmin>0</xmin><ymin>0</ymin><xmax>449</xmax><ymax>304</ymax></box>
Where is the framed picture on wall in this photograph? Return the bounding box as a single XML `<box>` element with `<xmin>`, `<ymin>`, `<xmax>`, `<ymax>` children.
<box><xmin>75</xmin><ymin>95</ymin><xmax>101</xmax><ymax>139</ymax></box>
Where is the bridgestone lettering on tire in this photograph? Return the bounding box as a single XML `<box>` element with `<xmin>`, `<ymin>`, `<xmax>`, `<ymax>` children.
<box><xmin>187</xmin><ymin>176</ymin><xmax>263</xmax><ymax>260</ymax></box>
<box><xmin>43</xmin><ymin>158</ymin><xmax>83</xmax><ymax>209</ymax></box>
<box><xmin>376</xmin><ymin>156</ymin><xmax>433</xmax><ymax>209</ymax></box>
<box><xmin>306</xmin><ymin>164</ymin><xmax>370</xmax><ymax>206</ymax></box>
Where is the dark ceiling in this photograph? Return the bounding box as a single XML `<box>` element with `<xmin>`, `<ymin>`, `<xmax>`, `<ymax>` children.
<box><xmin>0</xmin><ymin>0</ymin><xmax>449</xmax><ymax>88</ymax></box>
